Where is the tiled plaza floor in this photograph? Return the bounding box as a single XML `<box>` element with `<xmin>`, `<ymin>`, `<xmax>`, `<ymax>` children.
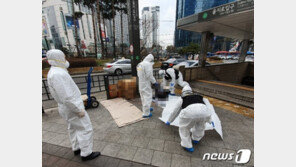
<box><xmin>43</xmin><ymin>95</ymin><xmax>254</xmax><ymax>167</ymax></box>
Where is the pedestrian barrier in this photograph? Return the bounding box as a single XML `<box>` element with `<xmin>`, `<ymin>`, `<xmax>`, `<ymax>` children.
<box><xmin>42</xmin><ymin>69</ymin><xmax>161</xmax><ymax>101</ymax></box>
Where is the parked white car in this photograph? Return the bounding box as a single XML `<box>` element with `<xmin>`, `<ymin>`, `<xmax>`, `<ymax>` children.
<box><xmin>174</xmin><ymin>60</ymin><xmax>210</xmax><ymax>68</ymax></box>
<box><xmin>103</xmin><ymin>59</ymin><xmax>131</xmax><ymax>75</ymax></box>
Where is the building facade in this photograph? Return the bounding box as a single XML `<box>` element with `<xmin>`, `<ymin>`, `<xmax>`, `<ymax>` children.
<box><xmin>113</xmin><ymin>10</ymin><xmax>130</xmax><ymax>46</ymax></box>
<box><xmin>42</xmin><ymin>0</ymin><xmax>96</xmax><ymax>54</ymax></box>
<box><xmin>174</xmin><ymin>0</ymin><xmax>236</xmax><ymax>50</ymax></box>
<box><xmin>141</xmin><ymin>6</ymin><xmax>160</xmax><ymax>48</ymax></box>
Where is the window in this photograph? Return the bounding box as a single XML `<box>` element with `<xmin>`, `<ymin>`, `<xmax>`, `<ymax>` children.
<box><xmin>188</xmin><ymin>62</ymin><xmax>195</xmax><ymax>66</ymax></box>
<box><xmin>117</xmin><ymin>60</ymin><xmax>131</xmax><ymax>64</ymax></box>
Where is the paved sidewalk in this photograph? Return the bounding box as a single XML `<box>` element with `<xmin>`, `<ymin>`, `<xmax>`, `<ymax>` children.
<box><xmin>43</xmin><ymin>142</ymin><xmax>153</xmax><ymax>167</ymax></box>
<box><xmin>43</xmin><ymin>96</ymin><xmax>254</xmax><ymax>167</ymax></box>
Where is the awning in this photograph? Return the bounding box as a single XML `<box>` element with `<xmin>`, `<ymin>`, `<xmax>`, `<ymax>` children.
<box><xmin>177</xmin><ymin>0</ymin><xmax>254</xmax><ymax>40</ymax></box>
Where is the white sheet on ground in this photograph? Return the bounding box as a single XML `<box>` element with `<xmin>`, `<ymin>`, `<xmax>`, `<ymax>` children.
<box><xmin>159</xmin><ymin>97</ymin><xmax>223</xmax><ymax>139</ymax></box>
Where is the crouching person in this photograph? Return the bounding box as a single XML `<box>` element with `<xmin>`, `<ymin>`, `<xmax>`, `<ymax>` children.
<box><xmin>166</xmin><ymin>85</ymin><xmax>212</xmax><ymax>152</ymax></box>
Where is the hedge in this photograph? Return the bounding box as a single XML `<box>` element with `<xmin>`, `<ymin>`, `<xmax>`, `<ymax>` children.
<box><xmin>42</xmin><ymin>58</ymin><xmax>98</xmax><ymax>69</ymax></box>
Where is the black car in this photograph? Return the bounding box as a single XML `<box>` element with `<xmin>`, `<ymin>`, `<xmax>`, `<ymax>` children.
<box><xmin>160</xmin><ymin>58</ymin><xmax>186</xmax><ymax>70</ymax></box>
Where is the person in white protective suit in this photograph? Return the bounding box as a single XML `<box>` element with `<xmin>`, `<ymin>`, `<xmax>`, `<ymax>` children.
<box><xmin>166</xmin><ymin>85</ymin><xmax>213</xmax><ymax>152</ymax></box>
<box><xmin>160</xmin><ymin>68</ymin><xmax>189</xmax><ymax>94</ymax></box>
<box><xmin>137</xmin><ymin>54</ymin><xmax>158</xmax><ymax>118</ymax></box>
<box><xmin>46</xmin><ymin>49</ymin><xmax>100</xmax><ymax>161</ymax></box>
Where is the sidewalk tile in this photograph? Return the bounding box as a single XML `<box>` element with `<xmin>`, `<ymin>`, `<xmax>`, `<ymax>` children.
<box><xmin>131</xmin><ymin>128</ymin><xmax>148</xmax><ymax>136</ymax></box>
<box><xmin>171</xmin><ymin>154</ymin><xmax>190</xmax><ymax>167</ymax></box>
<box><xmin>43</xmin><ymin>143</ymin><xmax>62</xmax><ymax>155</ymax></box>
<box><xmin>48</xmin><ymin>133</ymin><xmax>68</xmax><ymax>145</ymax></box>
<box><xmin>59</xmin><ymin>138</ymin><xmax>72</xmax><ymax>148</ymax></box>
<box><xmin>118</xmin><ymin>160</ymin><xmax>132</xmax><ymax>167</ymax></box>
<box><xmin>132</xmin><ymin>136</ymin><xmax>150</xmax><ymax>148</ymax></box>
<box><xmin>163</xmin><ymin>141</ymin><xmax>182</xmax><ymax>154</ymax></box>
<box><xmin>105</xmin><ymin>157</ymin><xmax>120</xmax><ymax>167</ymax></box>
<box><xmin>117</xmin><ymin>134</ymin><xmax>136</xmax><ymax>145</ymax></box>
<box><xmin>190</xmin><ymin>157</ymin><xmax>207</xmax><ymax>167</ymax></box>
<box><xmin>133</xmin><ymin>148</ymin><xmax>154</xmax><ymax>165</ymax></box>
<box><xmin>116</xmin><ymin>145</ymin><xmax>138</xmax><ymax>161</ymax></box>
<box><xmin>102</xmin><ymin>143</ymin><xmax>121</xmax><ymax>157</ymax></box>
<box><xmin>93</xmin><ymin>140</ymin><xmax>107</xmax><ymax>152</ymax></box>
<box><xmin>103</xmin><ymin>131</ymin><xmax>121</xmax><ymax>143</ymax></box>
<box><xmin>93</xmin><ymin>131</ymin><xmax>108</xmax><ymax>141</ymax></box>
<box><xmin>146</xmin><ymin>129</ymin><xmax>161</xmax><ymax>139</ymax></box>
<box><xmin>151</xmin><ymin>151</ymin><xmax>172</xmax><ymax>167</ymax></box>
<box><xmin>148</xmin><ymin>138</ymin><xmax>165</xmax><ymax>151</ymax></box>
<box><xmin>54</xmin><ymin>158</ymin><xmax>70</xmax><ymax>167</ymax></box>
<box><xmin>43</xmin><ymin>154</ymin><xmax>60</xmax><ymax>166</ymax></box>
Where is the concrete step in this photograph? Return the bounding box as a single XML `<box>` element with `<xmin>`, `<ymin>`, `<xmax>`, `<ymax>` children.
<box><xmin>190</xmin><ymin>80</ymin><xmax>254</xmax><ymax>108</ymax></box>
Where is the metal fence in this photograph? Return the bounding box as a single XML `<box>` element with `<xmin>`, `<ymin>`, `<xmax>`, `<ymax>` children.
<box><xmin>42</xmin><ymin>70</ymin><xmax>161</xmax><ymax>101</ymax></box>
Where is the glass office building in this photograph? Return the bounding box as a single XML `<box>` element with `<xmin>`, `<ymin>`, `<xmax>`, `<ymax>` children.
<box><xmin>174</xmin><ymin>0</ymin><xmax>236</xmax><ymax>49</ymax></box>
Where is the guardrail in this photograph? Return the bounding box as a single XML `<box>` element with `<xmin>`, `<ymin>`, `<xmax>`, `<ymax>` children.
<box><xmin>42</xmin><ymin>69</ymin><xmax>161</xmax><ymax>101</ymax></box>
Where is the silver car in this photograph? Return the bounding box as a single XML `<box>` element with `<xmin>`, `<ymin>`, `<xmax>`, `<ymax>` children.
<box><xmin>103</xmin><ymin>59</ymin><xmax>131</xmax><ymax>75</ymax></box>
<box><xmin>174</xmin><ymin>60</ymin><xmax>211</xmax><ymax>68</ymax></box>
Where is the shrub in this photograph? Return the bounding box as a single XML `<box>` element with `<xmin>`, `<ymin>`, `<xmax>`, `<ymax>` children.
<box><xmin>208</xmin><ymin>56</ymin><xmax>222</xmax><ymax>60</ymax></box>
<box><xmin>67</xmin><ymin>58</ymin><xmax>97</xmax><ymax>68</ymax></box>
<box><xmin>42</xmin><ymin>58</ymin><xmax>98</xmax><ymax>69</ymax></box>
<box><xmin>96</xmin><ymin>59</ymin><xmax>113</xmax><ymax>66</ymax></box>
<box><xmin>42</xmin><ymin>60</ymin><xmax>50</xmax><ymax>69</ymax></box>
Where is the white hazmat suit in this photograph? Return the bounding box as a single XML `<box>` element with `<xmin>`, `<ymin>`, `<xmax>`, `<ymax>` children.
<box><xmin>137</xmin><ymin>54</ymin><xmax>157</xmax><ymax>117</ymax></box>
<box><xmin>46</xmin><ymin>49</ymin><xmax>93</xmax><ymax>157</ymax></box>
<box><xmin>167</xmin><ymin>85</ymin><xmax>213</xmax><ymax>149</ymax></box>
<box><xmin>161</xmin><ymin>68</ymin><xmax>188</xmax><ymax>94</ymax></box>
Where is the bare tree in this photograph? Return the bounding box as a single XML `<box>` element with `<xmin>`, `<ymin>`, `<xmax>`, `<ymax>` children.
<box><xmin>72</xmin><ymin>0</ymin><xmax>83</xmax><ymax>57</ymax></box>
<box><xmin>96</xmin><ymin>0</ymin><xmax>106</xmax><ymax>59</ymax></box>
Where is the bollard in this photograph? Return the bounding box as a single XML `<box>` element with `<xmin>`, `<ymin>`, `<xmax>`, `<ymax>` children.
<box><xmin>104</xmin><ymin>75</ymin><xmax>110</xmax><ymax>99</ymax></box>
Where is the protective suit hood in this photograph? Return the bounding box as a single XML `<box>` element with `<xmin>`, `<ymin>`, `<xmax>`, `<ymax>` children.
<box><xmin>143</xmin><ymin>54</ymin><xmax>154</xmax><ymax>64</ymax></box>
<box><xmin>182</xmin><ymin>85</ymin><xmax>192</xmax><ymax>92</ymax></box>
<box><xmin>181</xmin><ymin>85</ymin><xmax>193</xmax><ymax>97</ymax></box>
<box><xmin>165</xmin><ymin>68</ymin><xmax>174</xmax><ymax>80</ymax></box>
<box><xmin>47</xmin><ymin>49</ymin><xmax>70</xmax><ymax>69</ymax></box>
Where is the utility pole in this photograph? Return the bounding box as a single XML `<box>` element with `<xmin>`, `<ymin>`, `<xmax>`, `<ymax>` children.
<box><xmin>127</xmin><ymin>0</ymin><xmax>141</xmax><ymax>76</ymax></box>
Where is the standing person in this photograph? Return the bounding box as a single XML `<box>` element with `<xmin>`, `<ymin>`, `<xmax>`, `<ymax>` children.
<box><xmin>137</xmin><ymin>54</ymin><xmax>158</xmax><ymax>118</ymax></box>
<box><xmin>46</xmin><ymin>49</ymin><xmax>100</xmax><ymax>161</ymax></box>
<box><xmin>166</xmin><ymin>85</ymin><xmax>214</xmax><ymax>152</ymax></box>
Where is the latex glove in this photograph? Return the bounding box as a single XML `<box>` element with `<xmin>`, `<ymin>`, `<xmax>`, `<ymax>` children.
<box><xmin>211</xmin><ymin>121</ymin><xmax>215</xmax><ymax>128</ymax></box>
<box><xmin>78</xmin><ymin>110</ymin><xmax>86</xmax><ymax>118</ymax></box>
<box><xmin>153</xmin><ymin>82</ymin><xmax>159</xmax><ymax>87</ymax></box>
<box><xmin>166</xmin><ymin>121</ymin><xmax>170</xmax><ymax>125</ymax></box>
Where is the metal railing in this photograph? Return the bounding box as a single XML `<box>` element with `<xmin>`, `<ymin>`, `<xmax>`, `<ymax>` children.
<box><xmin>42</xmin><ymin>69</ymin><xmax>161</xmax><ymax>101</ymax></box>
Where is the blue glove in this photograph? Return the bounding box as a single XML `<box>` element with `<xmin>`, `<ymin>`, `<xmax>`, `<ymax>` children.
<box><xmin>153</xmin><ymin>82</ymin><xmax>159</xmax><ymax>87</ymax></box>
<box><xmin>211</xmin><ymin>121</ymin><xmax>215</xmax><ymax>127</ymax></box>
<box><xmin>166</xmin><ymin>121</ymin><xmax>170</xmax><ymax>125</ymax></box>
